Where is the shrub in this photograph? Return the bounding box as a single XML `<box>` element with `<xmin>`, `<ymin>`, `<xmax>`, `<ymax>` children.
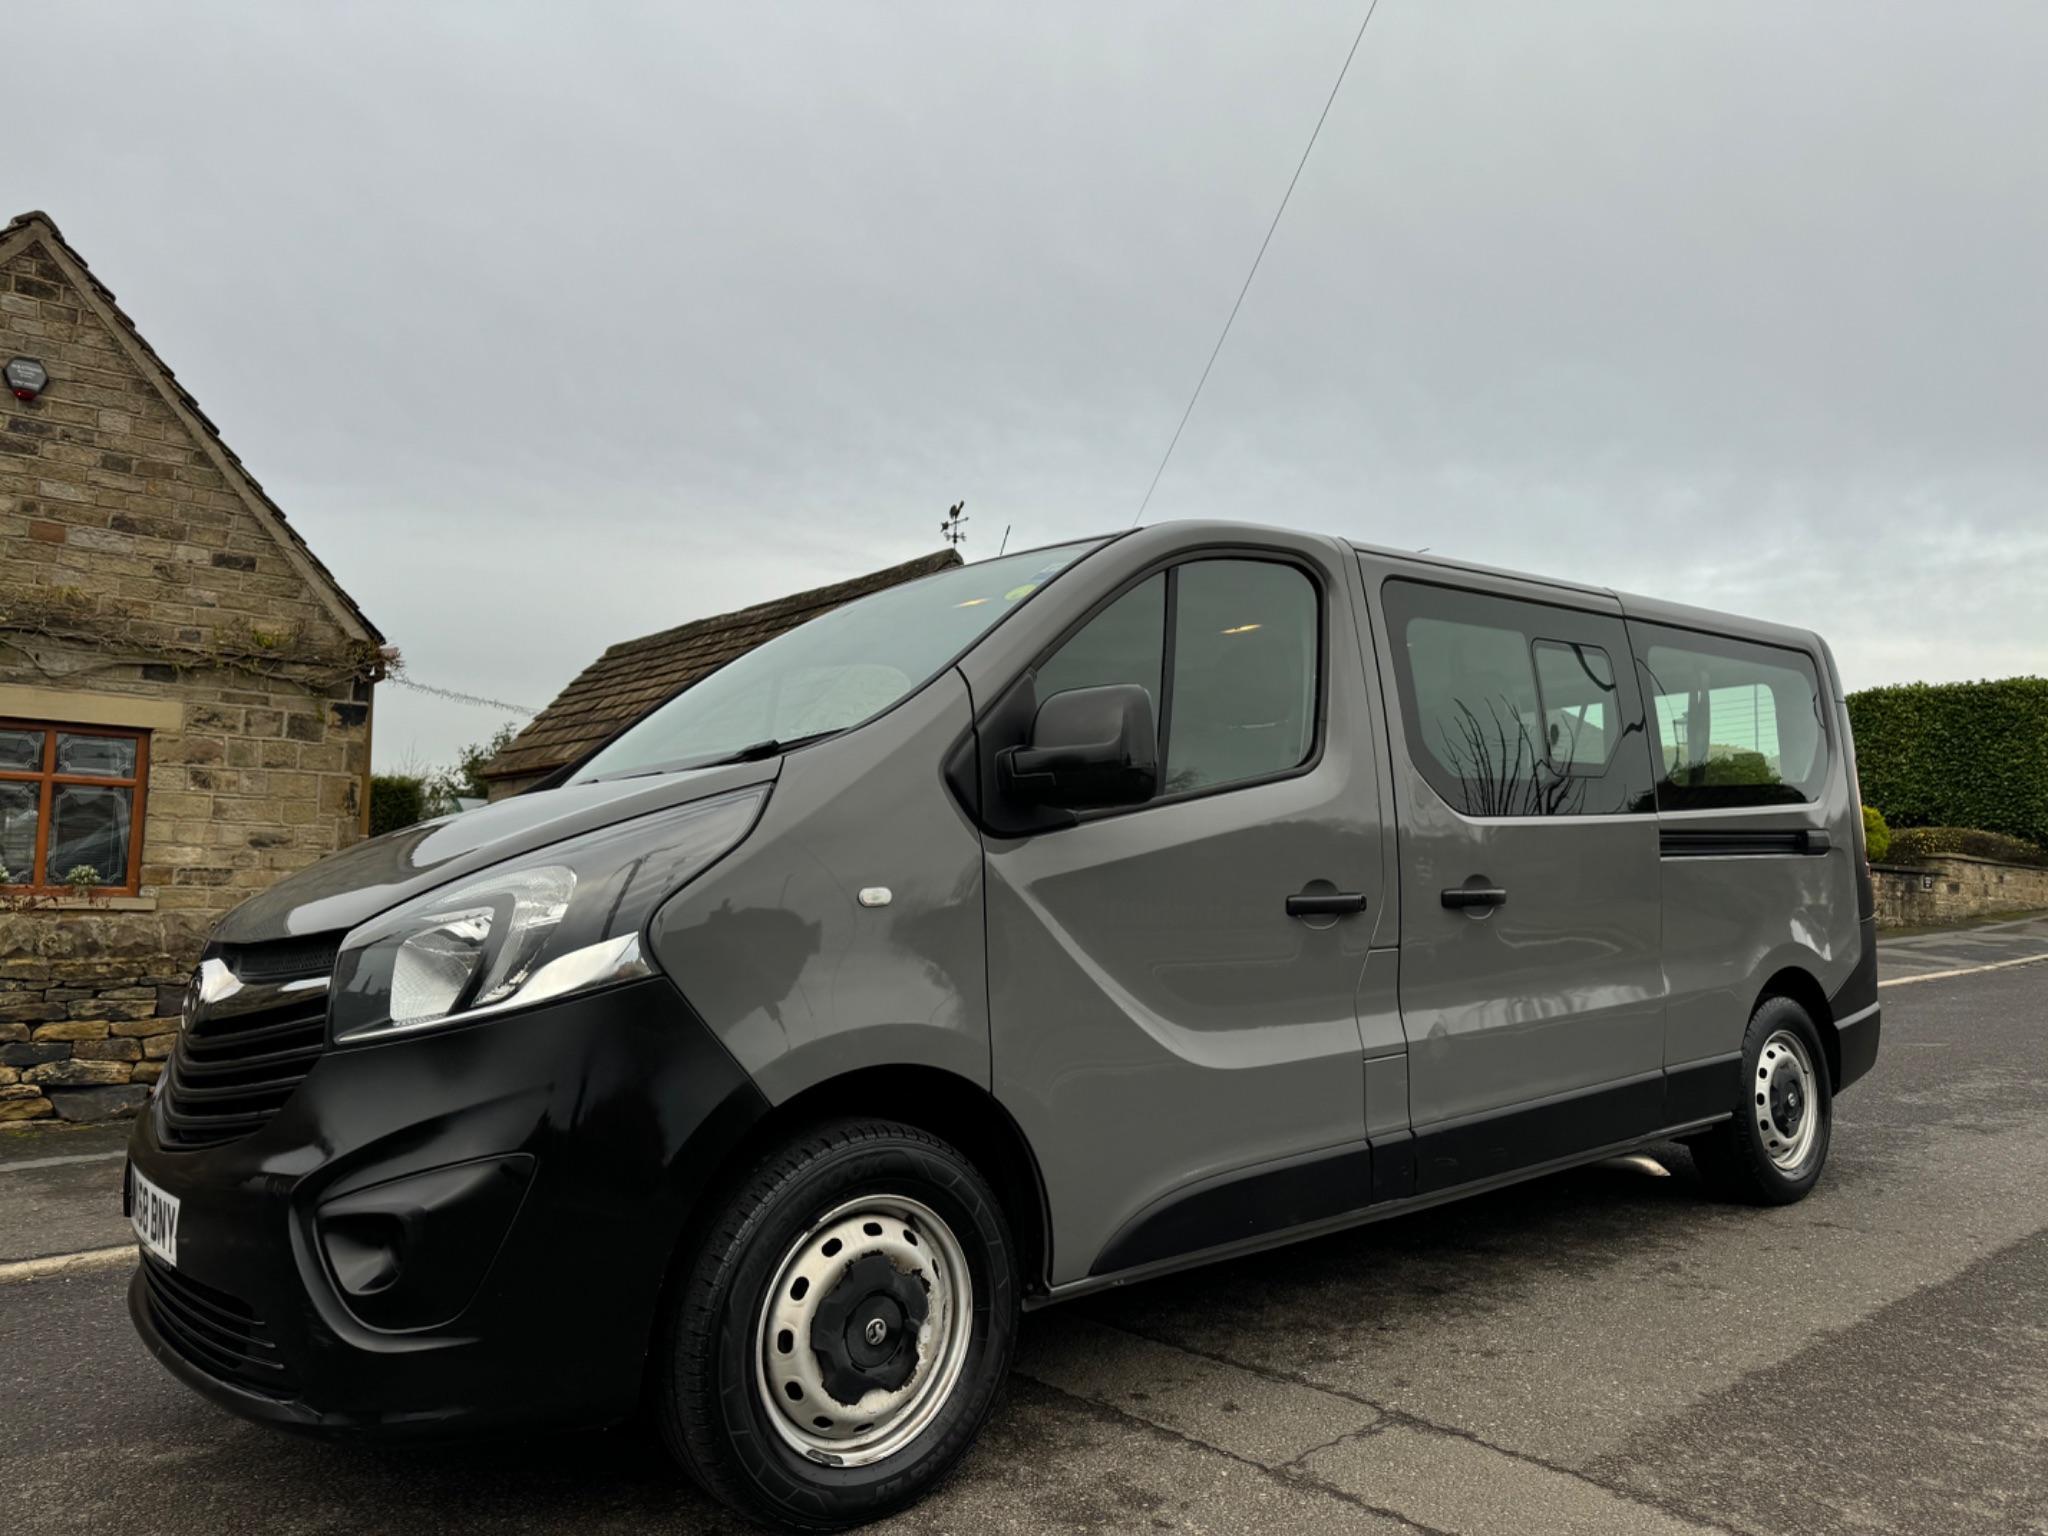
<box><xmin>434</xmin><ymin>721</ymin><xmax>521</xmax><ymax>804</ymax></box>
<box><xmin>1846</xmin><ymin>677</ymin><xmax>2048</xmax><ymax>848</ymax></box>
<box><xmin>369</xmin><ymin>774</ymin><xmax>427</xmax><ymax>837</ymax></box>
<box><xmin>1887</xmin><ymin>826</ymin><xmax>2048</xmax><ymax>869</ymax></box>
<box><xmin>1693</xmin><ymin>749</ymin><xmax>1778</xmax><ymax>787</ymax></box>
<box><xmin>1861</xmin><ymin>805</ymin><xmax>1891</xmax><ymax>862</ymax></box>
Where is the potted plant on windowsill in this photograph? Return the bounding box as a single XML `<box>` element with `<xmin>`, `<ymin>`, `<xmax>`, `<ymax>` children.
<box><xmin>0</xmin><ymin>863</ymin><xmax>111</xmax><ymax>912</ymax></box>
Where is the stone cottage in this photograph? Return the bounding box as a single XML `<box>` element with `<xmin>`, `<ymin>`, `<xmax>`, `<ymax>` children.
<box><xmin>0</xmin><ymin>211</ymin><xmax>384</xmax><ymax>1124</ymax></box>
<box><xmin>479</xmin><ymin>550</ymin><xmax>960</xmax><ymax>799</ymax></box>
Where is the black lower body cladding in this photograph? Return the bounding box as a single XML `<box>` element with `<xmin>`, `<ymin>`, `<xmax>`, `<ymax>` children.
<box><xmin>125</xmin><ymin>975</ymin><xmax>768</xmax><ymax>1437</ymax></box>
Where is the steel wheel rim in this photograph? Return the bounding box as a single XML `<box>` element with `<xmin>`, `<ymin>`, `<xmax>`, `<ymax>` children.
<box><xmin>754</xmin><ymin>1194</ymin><xmax>974</xmax><ymax>1468</ymax></box>
<box><xmin>1755</xmin><ymin>1029</ymin><xmax>1820</xmax><ymax>1171</ymax></box>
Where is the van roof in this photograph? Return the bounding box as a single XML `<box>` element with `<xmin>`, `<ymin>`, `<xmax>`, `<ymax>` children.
<box><xmin>1091</xmin><ymin>522</ymin><xmax>1824</xmax><ymax>653</ymax></box>
<box><xmin>1342</xmin><ymin>535</ymin><xmax>1823</xmax><ymax>652</ymax></box>
<box><xmin>1346</xmin><ymin>537</ymin><xmax>1611</xmax><ymax>600</ymax></box>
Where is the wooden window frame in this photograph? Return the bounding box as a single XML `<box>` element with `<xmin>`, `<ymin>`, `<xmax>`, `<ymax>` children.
<box><xmin>0</xmin><ymin>718</ymin><xmax>151</xmax><ymax>897</ymax></box>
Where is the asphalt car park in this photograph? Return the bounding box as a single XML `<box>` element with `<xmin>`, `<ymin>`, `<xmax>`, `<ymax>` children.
<box><xmin>3</xmin><ymin>924</ymin><xmax>2045</xmax><ymax>1536</ymax></box>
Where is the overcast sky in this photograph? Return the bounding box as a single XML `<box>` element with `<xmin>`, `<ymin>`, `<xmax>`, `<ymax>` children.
<box><xmin>14</xmin><ymin>2</ymin><xmax>2046</xmax><ymax>770</ymax></box>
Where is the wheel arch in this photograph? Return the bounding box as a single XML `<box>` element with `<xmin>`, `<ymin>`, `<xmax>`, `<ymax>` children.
<box><xmin>669</xmin><ymin>1064</ymin><xmax>1054</xmax><ymax>1304</ymax></box>
<box><xmin>1754</xmin><ymin>965</ymin><xmax>1839</xmax><ymax>1089</ymax></box>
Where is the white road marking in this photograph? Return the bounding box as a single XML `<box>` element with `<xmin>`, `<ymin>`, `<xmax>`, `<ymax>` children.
<box><xmin>0</xmin><ymin>1245</ymin><xmax>133</xmax><ymax>1286</ymax></box>
<box><xmin>0</xmin><ymin>1149</ymin><xmax>128</xmax><ymax>1175</ymax></box>
<box><xmin>1879</xmin><ymin>952</ymin><xmax>2048</xmax><ymax>988</ymax></box>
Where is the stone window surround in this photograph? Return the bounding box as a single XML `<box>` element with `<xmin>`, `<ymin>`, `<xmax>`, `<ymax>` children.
<box><xmin>0</xmin><ymin>684</ymin><xmax>180</xmax><ymax>910</ymax></box>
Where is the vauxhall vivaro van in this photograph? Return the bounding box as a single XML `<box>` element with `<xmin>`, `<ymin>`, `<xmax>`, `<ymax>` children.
<box><xmin>126</xmin><ymin>522</ymin><xmax>1880</xmax><ymax>1531</ymax></box>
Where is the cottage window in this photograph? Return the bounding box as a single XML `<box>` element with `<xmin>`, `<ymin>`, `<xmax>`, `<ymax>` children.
<box><xmin>0</xmin><ymin>721</ymin><xmax>150</xmax><ymax>896</ymax></box>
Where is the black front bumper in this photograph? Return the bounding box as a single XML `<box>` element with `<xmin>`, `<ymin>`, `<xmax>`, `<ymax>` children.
<box><xmin>126</xmin><ymin>975</ymin><xmax>765</xmax><ymax>1438</ymax></box>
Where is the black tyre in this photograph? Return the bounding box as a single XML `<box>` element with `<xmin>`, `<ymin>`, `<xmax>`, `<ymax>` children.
<box><xmin>654</xmin><ymin>1119</ymin><xmax>1019</xmax><ymax>1532</ymax></box>
<box><xmin>1692</xmin><ymin>994</ymin><xmax>1833</xmax><ymax>1205</ymax></box>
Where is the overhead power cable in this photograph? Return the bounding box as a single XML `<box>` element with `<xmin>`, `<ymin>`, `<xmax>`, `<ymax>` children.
<box><xmin>1130</xmin><ymin>0</ymin><xmax>1385</xmax><ymax>528</ymax></box>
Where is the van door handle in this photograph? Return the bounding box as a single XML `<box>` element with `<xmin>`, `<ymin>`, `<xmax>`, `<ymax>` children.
<box><xmin>1441</xmin><ymin>885</ymin><xmax>1508</xmax><ymax>911</ymax></box>
<box><xmin>1286</xmin><ymin>892</ymin><xmax>1368</xmax><ymax>918</ymax></box>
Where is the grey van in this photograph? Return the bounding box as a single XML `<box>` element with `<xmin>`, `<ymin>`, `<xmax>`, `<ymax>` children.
<box><xmin>125</xmin><ymin>522</ymin><xmax>1880</xmax><ymax>1532</ymax></box>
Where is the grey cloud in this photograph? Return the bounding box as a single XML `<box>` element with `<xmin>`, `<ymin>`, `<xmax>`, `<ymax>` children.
<box><xmin>14</xmin><ymin>0</ymin><xmax>2043</xmax><ymax>768</ymax></box>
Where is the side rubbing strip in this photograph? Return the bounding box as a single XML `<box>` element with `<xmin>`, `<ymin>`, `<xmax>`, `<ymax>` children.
<box><xmin>1662</xmin><ymin>1053</ymin><xmax>1742</xmax><ymax>1126</ymax></box>
<box><xmin>1660</xmin><ymin>828</ymin><xmax>1831</xmax><ymax>858</ymax></box>
<box><xmin>1090</xmin><ymin>1143</ymin><xmax>1373</xmax><ymax>1277</ymax></box>
<box><xmin>1412</xmin><ymin>1071</ymin><xmax>1665</xmax><ymax>1195</ymax></box>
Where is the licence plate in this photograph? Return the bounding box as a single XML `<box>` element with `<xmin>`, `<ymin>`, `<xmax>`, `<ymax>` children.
<box><xmin>130</xmin><ymin>1165</ymin><xmax>180</xmax><ymax>1267</ymax></box>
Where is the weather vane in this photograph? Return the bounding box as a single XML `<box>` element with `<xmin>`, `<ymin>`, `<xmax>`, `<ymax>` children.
<box><xmin>939</xmin><ymin>501</ymin><xmax>968</xmax><ymax>547</ymax></box>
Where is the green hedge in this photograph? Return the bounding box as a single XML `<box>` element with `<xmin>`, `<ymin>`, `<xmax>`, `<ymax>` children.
<box><xmin>1846</xmin><ymin>677</ymin><xmax>2048</xmax><ymax>848</ymax></box>
<box><xmin>1888</xmin><ymin>826</ymin><xmax>2048</xmax><ymax>869</ymax></box>
<box><xmin>1861</xmin><ymin>805</ymin><xmax>1891</xmax><ymax>862</ymax></box>
<box><xmin>369</xmin><ymin>774</ymin><xmax>427</xmax><ymax>837</ymax></box>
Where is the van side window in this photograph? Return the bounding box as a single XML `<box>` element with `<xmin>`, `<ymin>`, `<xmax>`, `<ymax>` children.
<box><xmin>1032</xmin><ymin>573</ymin><xmax>1167</xmax><ymax>718</ymax></box>
<box><xmin>1533</xmin><ymin>640</ymin><xmax>1618</xmax><ymax>774</ymax></box>
<box><xmin>1630</xmin><ymin>627</ymin><xmax>1828</xmax><ymax>808</ymax></box>
<box><xmin>1165</xmin><ymin>560</ymin><xmax>1318</xmax><ymax>794</ymax></box>
<box><xmin>1031</xmin><ymin>558</ymin><xmax>1320</xmax><ymax>803</ymax></box>
<box><xmin>1382</xmin><ymin>580</ymin><xmax>1652</xmax><ymax>817</ymax></box>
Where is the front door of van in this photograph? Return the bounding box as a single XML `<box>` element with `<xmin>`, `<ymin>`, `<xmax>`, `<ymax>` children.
<box><xmin>980</xmin><ymin>540</ymin><xmax>1387</xmax><ymax>1286</ymax></box>
<box><xmin>1361</xmin><ymin>560</ymin><xmax>1666</xmax><ymax>1193</ymax></box>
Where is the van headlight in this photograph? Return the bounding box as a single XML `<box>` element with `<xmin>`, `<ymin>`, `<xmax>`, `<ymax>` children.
<box><xmin>330</xmin><ymin>787</ymin><xmax>766</xmax><ymax>1044</ymax></box>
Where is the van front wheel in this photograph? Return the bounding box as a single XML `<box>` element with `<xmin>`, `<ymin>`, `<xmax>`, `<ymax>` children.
<box><xmin>1692</xmin><ymin>995</ymin><xmax>1833</xmax><ymax>1205</ymax></box>
<box><xmin>654</xmin><ymin>1119</ymin><xmax>1018</xmax><ymax>1532</ymax></box>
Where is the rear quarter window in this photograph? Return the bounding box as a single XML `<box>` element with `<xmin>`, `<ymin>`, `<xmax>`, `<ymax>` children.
<box><xmin>1630</xmin><ymin>626</ymin><xmax>1829</xmax><ymax>809</ymax></box>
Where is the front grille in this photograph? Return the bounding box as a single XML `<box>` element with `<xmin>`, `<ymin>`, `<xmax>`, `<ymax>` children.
<box><xmin>159</xmin><ymin>945</ymin><xmax>336</xmax><ymax>1151</ymax></box>
<box><xmin>218</xmin><ymin>935</ymin><xmax>341</xmax><ymax>982</ymax></box>
<box><xmin>140</xmin><ymin>1252</ymin><xmax>296</xmax><ymax>1396</ymax></box>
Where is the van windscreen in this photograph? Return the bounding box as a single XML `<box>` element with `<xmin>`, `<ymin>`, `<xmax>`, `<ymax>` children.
<box><xmin>575</xmin><ymin>541</ymin><xmax>1103</xmax><ymax>780</ymax></box>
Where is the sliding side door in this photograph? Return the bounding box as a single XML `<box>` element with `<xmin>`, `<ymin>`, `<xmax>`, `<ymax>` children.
<box><xmin>1362</xmin><ymin>560</ymin><xmax>1667</xmax><ymax>1192</ymax></box>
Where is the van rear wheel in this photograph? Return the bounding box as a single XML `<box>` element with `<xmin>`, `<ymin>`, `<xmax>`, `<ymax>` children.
<box><xmin>1692</xmin><ymin>995</ymin><xmax>1832</xmax><ymax>1205</ymax></box>
<box><xmin>654</xmin><ymin>1119</ymin><xmax>1018</xmax><ymax>1532</ymax></box>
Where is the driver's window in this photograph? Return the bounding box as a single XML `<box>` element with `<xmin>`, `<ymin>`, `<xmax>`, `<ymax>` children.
<box><xmin>1029</xmin><ymin>558</ymin><xmax>1321</xmax><ymax>803</ymax></box>
<box><xmin>1164</xmin><ymin>560</ymin><xmax>1318</xmax><ymax>793</ymax></box>
<box><xmin>1033</xmin><ymin>574</ymin><xmax>1166</xmax><ymax>728</ymax></box>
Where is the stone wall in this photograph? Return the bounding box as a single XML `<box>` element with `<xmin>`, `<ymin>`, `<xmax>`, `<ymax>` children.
<box><xmin>1872</xmin><ymin>854</ymin><xmax>2048</xmax><ymax>930</ymax></box>
<box><xmin>0</xmin><ymin>913</ymin><xmax>206</xmax><ymax>1123</ymax></box>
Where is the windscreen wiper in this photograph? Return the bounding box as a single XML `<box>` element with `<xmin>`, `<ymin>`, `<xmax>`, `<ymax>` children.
<box><xmin>581</xmin><ymin>732</ymin><xmax>837</xmax><ymax>784</ymax></box>
<box><xmin>697</xmin><ymin>731</ymin><xmax>839</xmax><ymax>768</ymax></box>
<box><xmin>721</xmin><ymin>738</ymin><xmax>790</xmax><ymax>763</ymax></box>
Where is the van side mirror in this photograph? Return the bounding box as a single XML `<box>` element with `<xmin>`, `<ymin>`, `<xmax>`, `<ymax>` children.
<box><xmin>999</xmin><ymin>684</ymin><xmax>1158</xmax><ymax>809</ymax></box>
